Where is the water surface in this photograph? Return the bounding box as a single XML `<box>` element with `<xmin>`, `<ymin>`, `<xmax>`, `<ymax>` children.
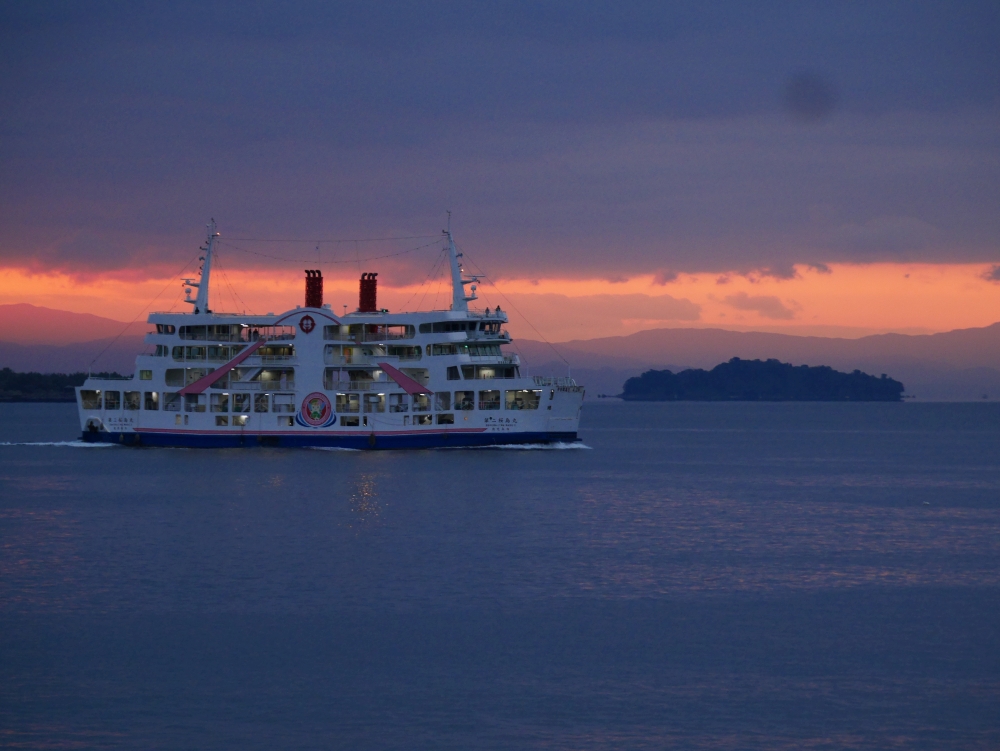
<box><xmin>1</xmin><ymin>402</ymin><xmax>998</xmax><ymax>749</ymax></box>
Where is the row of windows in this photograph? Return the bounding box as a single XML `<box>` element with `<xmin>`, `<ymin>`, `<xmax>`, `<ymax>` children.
<box><xmin>446</xmin><ymin>365</ymin><xmax>518</xmax><ymax>379</ymax></box>
<box><xmin>163</xmin><ymin>368</ymin><xmax>295</xmax><ymax>388</ymax></box>
<box><xmin>332</xmin><ymin>389</ymin><xmax>542</xmax><ymax>413</ymax></box>
<box><xmin>80</xmin><ymin>390</ymin><xmax>296</xmax><ymax>414</ymax></box>
<box><xmin>418</xmin><ymin>320</ymin><xmax>503</xmax><ymax>334</ymax></box>
<box><xmin>81</xmin><ymin>390</ymin><xmax>158</xmax><ymax>410</ymax></box>
<box><xmin>323</xmin><ymin>324</ymin><xmax>415</xmax><ymax>341</ymax></box>
<box><xmin>82</xmin><ymin>388</ymin><xmax>542</xmax><ymax>416</ymax></box>
<box><xmin>154</xmin><ymin>321</ymin><xmax>504</xmax><ymax>340</ymax></box>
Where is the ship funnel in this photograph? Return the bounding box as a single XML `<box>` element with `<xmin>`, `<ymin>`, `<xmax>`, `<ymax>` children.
<box><xmin>359</xmin><ymin>272</ymin><xmax>378</xmax><ymax>313</ymax></box>
<box><xmin>305</xmin><ymin>269</ymin><xmax>323</xmax><ymax>308</ymax></box>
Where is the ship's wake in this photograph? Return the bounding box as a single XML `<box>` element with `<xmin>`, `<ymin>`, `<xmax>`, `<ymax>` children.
<box><xmin>464</xmin><ymin>442</ymin><xmax>591</xmax><ymax>451</ymax></box>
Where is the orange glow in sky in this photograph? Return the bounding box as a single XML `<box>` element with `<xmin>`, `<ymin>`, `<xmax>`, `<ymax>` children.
<box><xmin>1</xmin><ymin>262</ymin><xmax>997</xmax><ymax>342</ymax></box>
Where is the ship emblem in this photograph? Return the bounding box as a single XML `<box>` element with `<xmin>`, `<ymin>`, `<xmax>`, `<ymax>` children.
<box><xmin>297</xmin><ymin>392</ymin><xmax>335</xmax><ymax>428</ymax></box>
<box><xmin>299</xmin><ymin>314</ymin><xmax>316</xmax><ymax>334</ymax></box>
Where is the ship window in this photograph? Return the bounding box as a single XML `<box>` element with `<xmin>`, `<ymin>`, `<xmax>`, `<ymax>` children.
<box><xmin>104</xmin><ymin>391</ymin><xmax>120</xmax><ymax>410</ymax></box>
<box><xmin>171</xmin><ymin>347</ymin><xmax>184</xmax><ymax>360</ymax></box>
<box><xmin>278</xmin><ymin>416</ymin><xmax>293</xmax><ymax>427</ymax></box>
<box><xmin>447</xmin><ymin>366</ymin><xmax>460</xmax><ymax>380</ymax></box>
<box><xmin>216</xmin><ymin>416</ymin><xmax>229</xmax><ymax>426</ymax></box>
<box><xmin>421</xmin><ymin>321</ymin><xmax>478</xmax><ymax>334</ymax></box>
<box><xmin>340</xmin><ymin>415</ymin><xmax>360</xmax><ymax>427</ymax></box>
<box><xmin>184</xmin><ymin>394</ymin><xmax>206</xmax><ymax>413</ymax></box>
<box><xmin>233</xmin><ymin>415</ymin><xmax>247</xmax><ymax>426</ymax></box>
<box><xmin>272</xmin><ymin>393</ymin><xmax>295</xmax><ymax>413</ymax></box>
<box><xmin>387</xmin><ymin>345</ymin><xmax>421</xmax><ymax>360</ymax></box>
<box><xmin>232</xmin><ymin>393</ymin><xmax>250</xmax><ymax>413</ymax></box>
<box><xmin>434</xmin><ymin>392</ymin><xmax>451</xmax><ymax>411</ymax></box>
<box><xmin>259</xmin><ymin>368</ymin><xmax>294</xmax><ymax>389</ymax></box>
<box><xmin>431</xmin><ymin>344</ymin><xmax>459</xmax><ymax>356</ymax></box>
<box><xmin>505</xmin><ymin>389</ymin><xmax>541</xmax><ymax>410</ymax></box>
<box><xmin>124</xmin><ymin>391</ymin><xmax>140</xmax><ymax>410</ymax></box>
<box><xmin>144</xmin><ymin>392</ymin><xmax>159</xmax><ymax>410</ymax></box>
<box><xmin>478</xmin><ymin>390</ymin><xmax>501</xmax><ymax>410</ymax></box>
<box><xmin>436</xmin><ymin>413</ymin><xmax>454</xmax><ymax>425</ymax></box>
<box><xmin>414</xmin><ymin>414</ymin><xmax>432</xmax><ymax>425</ymax></box>
<box><xmin>156</xmin><ymin>324</ymin><xmax>176</xmax><ymax>334</ymax></box>
<box><xmin>389</xmin><ymin>393</ymin><xmax>409</xmax><ymax>413</ymax></box>
<box><xmin>254</xmin><ymin>394</ymin><xmax>269</xmax><ymax>413</ymax></box>
<box><xmin>363</xmin><ymin>393</ymin><xmax>385</xmax><ymax>413</ymax></box>
<box><xmin>324</xmin><ymin>325</ymin><xmax>349</xmax><ymax>340</ymax></box>
<box><xmin>242</xmin><ymin>325</ymin><xmax>294</xmax><ymax>342</ymax></box>
<box><xmin>412</xmin><ymin>394</ymin><xmax>431</xmax><ymax>412</ymax></box>
<box><xmin>336</xmin><ymin>393</ymin><xmax>360</xmax><ymax>413</ymax></box>
<box><xmin>463</xmin><ymin>365</ymin><xmax>516</xmax><ymax>379</ymax></box>
<box><xmin>81</xmin><ymin>390</ymin><xmax>102</xmax><ymax>410</ymax></box>
<box><xmin>154</xmin><ymin>345</ymin><xmax>168</xmax><ymax>357</ymax></box>
<box><xmin>180</xmin><ymin>325</ymin><xmax>206</xmax><ymax>340</ymax></box>
<box><xmin>163</xmin><ymin>392</ymin><xmax>181</xmax><ymax>411</ymax></box>
<box><xmin>140</xmin><ymin>370</ymin><xmax>152</xmax><ymax>380</ymax></box>
<box><xmin>211</xmin><ymin>393</ymin><xmax>229</xmax><ymax>412</ymax></box>
<box><xmin>165</xmin><ymin>369</ymin><xmax>184</xmax><ymax>386</ymax></box>
<box><xmin>467</xmin><ymin>344</ymin><xmax>502</xmax><ymax>357</ymax></box>
<box><xmin>455</xmin><ymin>391</ymin><xmax>475</xmax><ymax>410</ymax></box>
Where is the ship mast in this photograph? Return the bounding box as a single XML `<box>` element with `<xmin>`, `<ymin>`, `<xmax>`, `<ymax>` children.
<box><xmin>446</xmin><ymin>214</ymin><xmax>479</xmax><ymax>312</ymax></box>
<box><xmin>183</xmin><ymin>219</ymin><xmax>218</xmax><ymax>314</ymax></box>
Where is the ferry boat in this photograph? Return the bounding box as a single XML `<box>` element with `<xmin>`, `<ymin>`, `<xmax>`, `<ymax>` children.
<box><xmin>76</xmin><ymin>223</ymin><xmax>584</xmax><ymax>448</ymax></box>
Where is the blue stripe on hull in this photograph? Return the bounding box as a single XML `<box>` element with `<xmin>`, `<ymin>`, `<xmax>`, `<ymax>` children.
<box><xmin>79</xmin><ymin>430</ymin><xmax>579</xmax><ymax>450</ymax></box>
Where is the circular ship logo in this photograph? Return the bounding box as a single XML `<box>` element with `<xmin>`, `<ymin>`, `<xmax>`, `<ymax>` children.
<box><xmin>297</xmin><ymin>392</ymin><xmax>335</xmax><ymax>428</ymax></box>
<box><xmin>299</xmin><ymin>315</ymin><xmax>316</xmax><ymax>334</ymax></box>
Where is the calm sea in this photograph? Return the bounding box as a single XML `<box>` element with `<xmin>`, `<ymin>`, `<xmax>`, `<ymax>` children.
<box><xmin>1</xmin><ymin>401</ymin><xmax>999</xmax><ymax>749</ymax></box>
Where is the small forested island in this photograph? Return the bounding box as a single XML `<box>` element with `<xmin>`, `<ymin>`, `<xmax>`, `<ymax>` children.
<box><xmin>620</xmin><ymin>358</ymin><xmax>904</xmax><ymax>402</ymax></box>
<box><xmin>0</xmin><ymin>368</ymin><xmax>122</xmax><ymax>402</ymax></box>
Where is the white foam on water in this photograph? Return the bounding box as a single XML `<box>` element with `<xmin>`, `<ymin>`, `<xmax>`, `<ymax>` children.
<box><xmin>464</xmin><ymin>441</ymin><xmax>592</xmax><ymax>451</ymax></box>
<box><xmin>306</xmin><ymin>446</ymin><xmax>363</xmax><ymax>452</ymax></box>
<box><xmin>0</xmin><ymin>440</ymin><xmax>116</xmax><ymax>448</ymax></box>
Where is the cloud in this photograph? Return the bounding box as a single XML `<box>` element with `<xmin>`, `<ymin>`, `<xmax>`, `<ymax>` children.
<box><xmin>652</xmin><ymin>270</ymin><xmax>678</xmax><ymax>285</ymax></box>
<box><xmin>981</xmin><ymin>265</ymin><xmax>1000</xmax><ymax>283</ymax></box>
<box><xmin>723</xmin><ymin>291</ymin><xmax>797</xmax><ymax>320</ymax></box>
<box><xmin>807</xmin><ymin>262</ymin><xmax>832</xmax><ymax>274</ymax></box>
<box><xmin>744</xmin><ymin>264</ymin><xmax>799</xmax><ymax>282</ymax></box>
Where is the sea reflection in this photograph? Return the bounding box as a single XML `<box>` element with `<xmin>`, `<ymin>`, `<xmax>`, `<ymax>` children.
<box><xmin>346</xmin><ymin>473</ymin><xmax>382</xmax><ymax>531</ymax></box>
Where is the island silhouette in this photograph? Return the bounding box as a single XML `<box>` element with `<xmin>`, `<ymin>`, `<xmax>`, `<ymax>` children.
<box><xmin>620</xmin><ymin>358</ymin><xmax>904</xmax><ymax>401</ymax></box>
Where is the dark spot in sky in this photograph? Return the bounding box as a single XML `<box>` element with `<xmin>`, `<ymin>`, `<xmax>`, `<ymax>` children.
<box><xmin>980</xmin><ymin>265</ymin><xmax>1000</xmax><ymax>283</ymax></box>
<box><xmin>784</xmin><ymin>72</ymin><xmax>837</xmax><ymax>122</ymax></box>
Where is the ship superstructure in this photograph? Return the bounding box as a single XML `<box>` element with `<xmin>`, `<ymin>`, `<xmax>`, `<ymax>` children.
<box><xmin>76</xmin><ymin>224</ymin><xmax>584</xmax><ymax>448</ymax></box>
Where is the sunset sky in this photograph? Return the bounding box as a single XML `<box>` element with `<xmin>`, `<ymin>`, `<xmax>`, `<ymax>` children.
<box><xmin>1</xmin><ymin>2</ymin><xmax>998</xmax><ymax>341</ymax></box>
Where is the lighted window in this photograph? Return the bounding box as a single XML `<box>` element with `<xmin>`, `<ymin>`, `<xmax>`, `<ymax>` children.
<box><xmin>478</xmin><ymin>390</ymin><xmax>500</xmax><ymax>410</ymax></box>
<box><xmin>124</xmin><ymin>391</ymin><xmax>141</xmax><ymax>410</ymax></box>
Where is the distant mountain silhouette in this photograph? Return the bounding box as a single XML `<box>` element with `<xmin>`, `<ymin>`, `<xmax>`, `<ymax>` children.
<box><xmin>513</xmin><ymin>324</ymin><xmax>1000</xmax><ymax>401</ymax></box>
<box><xmin>621</xmin><ymin>359</ymin><xmax>904</xmax><ymax>401</ymax></box>
<box><xmin>0</xmin><ymin>303</ymin><xmax>147</xmax><ymax>345</ymax></box>
<box><xmin>2</xmin><ymin>305</ymin><xmax>999</xmax><ymax>400</ymax></box>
